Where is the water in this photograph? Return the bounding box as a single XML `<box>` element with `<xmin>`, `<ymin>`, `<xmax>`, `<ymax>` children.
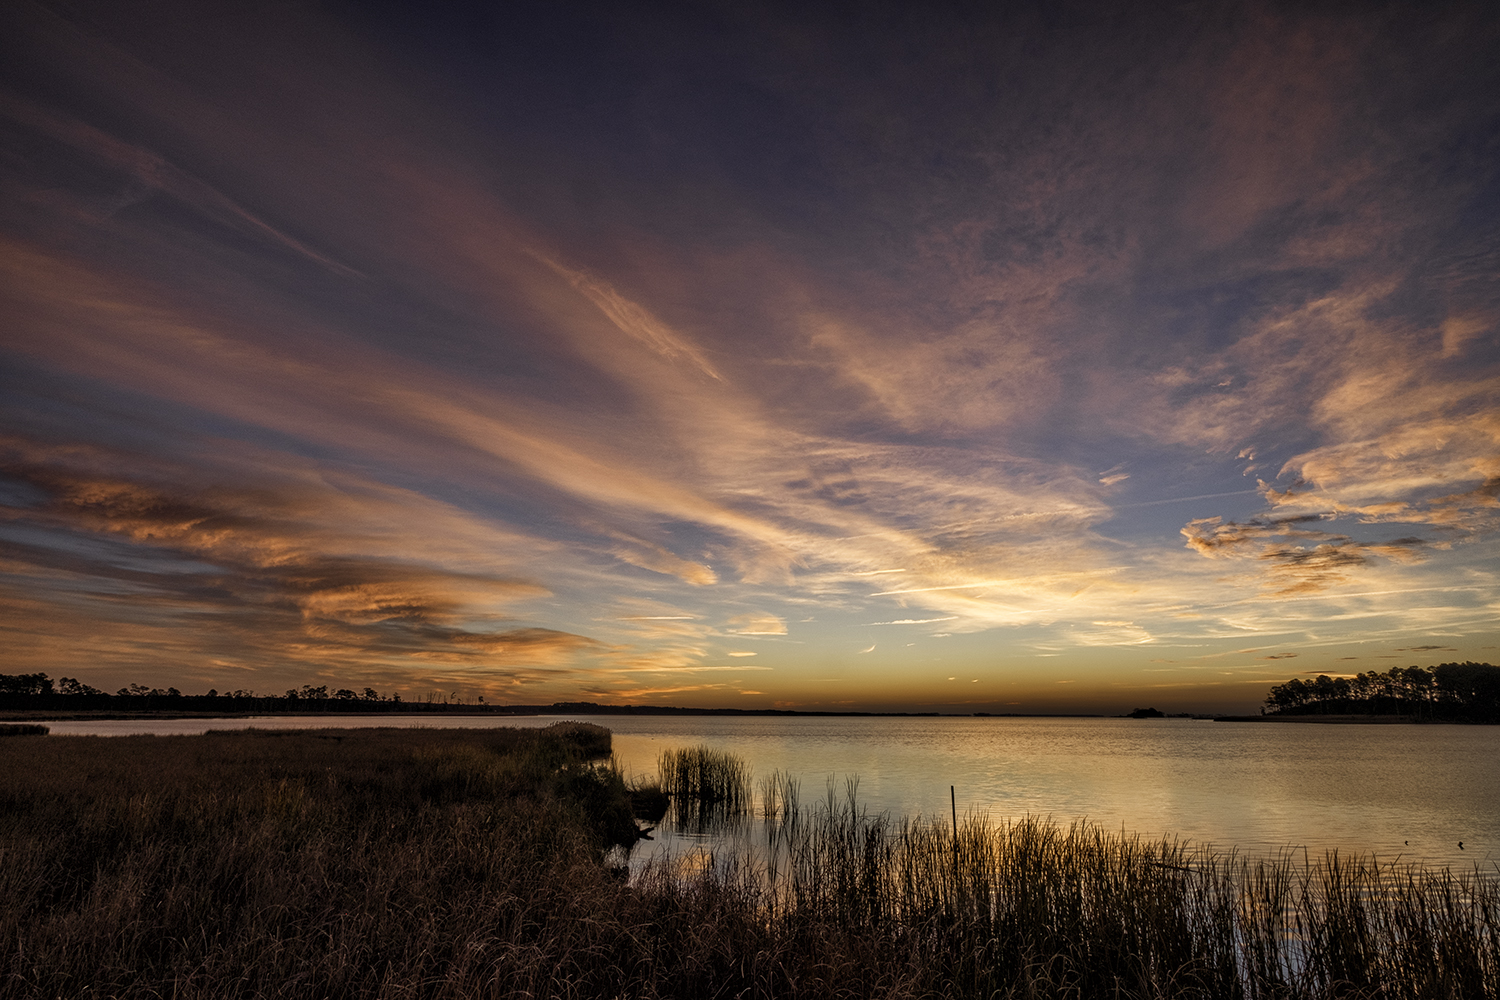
<box><xmin>41</xmin><ymin>714</ymin><xmax>1497</xmax><ymax>871</ymax></box>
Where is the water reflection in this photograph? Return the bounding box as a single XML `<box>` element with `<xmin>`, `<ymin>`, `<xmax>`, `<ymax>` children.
<box><xmin>656</xmin><ymin>743</ymin><xmax>751</xmax><ymax>837</ymax></box>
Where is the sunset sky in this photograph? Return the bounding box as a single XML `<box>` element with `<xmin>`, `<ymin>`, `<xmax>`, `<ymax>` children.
<box><xmin>2</xmin><ymin>0</ymin><xmax>1497</xmax><ymax>713</ymax></box>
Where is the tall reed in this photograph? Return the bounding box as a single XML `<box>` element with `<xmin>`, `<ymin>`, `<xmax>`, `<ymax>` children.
<box><xmin>658</xmin><ymin>744</ymin><xmax>750</xmax><ymax>830</ymax></box>
<box><xmin>758</xmin><ymin>767</ymin><xmax>801</xmax><ymax>822</ymax></box>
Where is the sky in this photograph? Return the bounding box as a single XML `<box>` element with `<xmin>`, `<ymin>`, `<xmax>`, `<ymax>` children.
<box><xmin>1</xmin><ymin>0</ymin><xmax>1498</xmax><ymax>714</ymax></box>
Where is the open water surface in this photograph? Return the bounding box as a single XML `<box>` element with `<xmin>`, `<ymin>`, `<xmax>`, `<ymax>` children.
<box><xmin>42</xmin><ymin>714</ymin><xmax>1498</xmax><ymax>871</ymax></box>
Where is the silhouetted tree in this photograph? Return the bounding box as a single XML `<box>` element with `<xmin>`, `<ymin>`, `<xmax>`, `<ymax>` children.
<box><xmin>0</xmin><ymin>673</ymin><xmax>54</xmax><ymax>696</ymax></box>
<box><xmin>1264</xmin><ymin>663</ymin><xmax>1498</xmax><ymax>722</ymax></box>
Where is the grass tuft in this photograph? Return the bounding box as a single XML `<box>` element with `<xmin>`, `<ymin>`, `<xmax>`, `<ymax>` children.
<box><xmin>658</xmin><ymin>744</ymin><xmax>750</xmax><ymax>830</ymax></box>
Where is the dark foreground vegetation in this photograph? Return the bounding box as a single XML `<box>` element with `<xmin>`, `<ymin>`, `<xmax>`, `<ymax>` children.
<box><xmin>0</xmin><ymin>723</ymin><xmax>49</xmax><ymax>736</ymax></box>
<box><xmin>1264</xmin><ymin>662</ymin><xmax>1500</xmax><ymax>722</ymax></box>
<box><xmin>3</xmin><ymin>727</ymin><xmax>1497</xmax><ymax>999</ymax></box>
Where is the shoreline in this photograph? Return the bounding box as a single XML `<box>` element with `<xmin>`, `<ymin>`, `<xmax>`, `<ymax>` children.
<box><xmin>1214</xmin><ymin>713</ymin><xmax>1479</xmax><ymax>724</ymax></box>
<box><xmin>6</xmin><ymin>709</ymin><xmax>1488</xmax><ymax>725</ymax></box>
<box><xmin>0</xmin><ymin>708</ymin><xmax>1108</xmax><ymax>722</ymax></box>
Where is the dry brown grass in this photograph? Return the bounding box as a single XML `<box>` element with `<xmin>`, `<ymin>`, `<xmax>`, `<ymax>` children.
<box><xmin>0</xmin><ymin>724</ymin><xmax>646</xmax><ymax>998</ymax></box>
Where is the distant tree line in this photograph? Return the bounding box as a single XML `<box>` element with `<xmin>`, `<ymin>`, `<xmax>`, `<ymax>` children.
<box><xmin>1263</xmin><ymin>662</ymin><xmax>1500</xmax><ymax>722</ymax></box>
<box><xmin>0</xmin><ymin>674</ymin><xmax>511</xmax><ymax>714</ymax></box>
<box><xmin>0</xmin><ymin>680</ymin><xmax>940</xmax><ymax>718</ymax></box>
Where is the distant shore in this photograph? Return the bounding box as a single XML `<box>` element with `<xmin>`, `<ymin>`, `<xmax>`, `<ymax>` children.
<box><xmin>1215</xmin><ymin>714</ymin><xmax>1467</xmax><ymax>724</ymax></box>
<box><xmin>0</xmin><ymin>706</ymin><xmax>1111</xmax><ymax>722</ymax></box>
<box><xmin>9</xmin><ymin>708</ymin><xmax>1487</xmax><ymax>725</ymax></box>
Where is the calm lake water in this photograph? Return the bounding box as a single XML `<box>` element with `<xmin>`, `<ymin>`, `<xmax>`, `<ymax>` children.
<box><xmin>41</xmin><ymin>714</ymin><xmax>1498</xmax><ymax>872</ymax></box>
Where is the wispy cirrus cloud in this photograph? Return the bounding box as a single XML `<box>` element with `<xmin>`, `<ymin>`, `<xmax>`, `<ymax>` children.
<box><xmin>865</xmin><ymin>617</ymin><xmax>959</xmax><ymax>626</ymax></box>
<box><xmin>529</xmin><ymin>253</ymin><xmax>724</xmax><ymax>382</ymax></box>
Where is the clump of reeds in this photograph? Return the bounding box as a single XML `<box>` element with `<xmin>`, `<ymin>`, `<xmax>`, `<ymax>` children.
<box><xmin>658</xmin><ymin>744</ymin><xmax>750</xmax><ymax>832</ymax></box>
<box><xmin>0</xmin><ymin>723</ymin><xmax>48</xmax><ymax>736</ymax></box>
<box><xmin>658</xmin><ymin>744</ymin><xmax>750</xmax><ymax>809</ymax></box>
<box><xmin>544</xmin><ymin>720</ymin><xmax>613</xmax><ymax>759</ymax></box>
<box><xmin>758</xmin><ymin>768</ymin><xmax>800</xmax><ymax>822</ymax></box>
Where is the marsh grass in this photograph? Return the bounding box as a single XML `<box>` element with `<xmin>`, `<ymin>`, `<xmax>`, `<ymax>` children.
<box><xmin>0</xmin><ymin>723</ymin><xmax>47</xmax><ymax>736</ymax></box>
<box><xmin>0</xmin><ymin>724</ymin><xmax>648</xmax><ymax>998</ymax></box>
<box><xmin>642</xmin><ymin>788</ymin><xmax>1500</xmax><ymax>1000</ymax></box>
<box><xmin>658</xmin><ymin>743</ymin><xmax>750</xmax><ymax>831</ymax></box>
<box><xmin>3</xmin><ymin>727</ymin><xmax>1494</xmax><ymax>998</ymax></box>
<box><xmin>759</xmin><ymin>767</ymin><xmax>801</xmax><ymax>822</ymax></box>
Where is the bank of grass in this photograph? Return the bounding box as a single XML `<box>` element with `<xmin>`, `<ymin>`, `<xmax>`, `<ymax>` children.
<box><xmin>2</xmin><ymin>728</ymin><xmax>1495</xmax><ymax>999</ymax></box>
<box><xmin>0</xmin><ymin>723</ymin><xmax>643</xmax><ymax>998</ymax></box>
<box><xmin>0</xmin><ymin>723</ymin><xmax>48</xmax><ymax>736</ymax></box>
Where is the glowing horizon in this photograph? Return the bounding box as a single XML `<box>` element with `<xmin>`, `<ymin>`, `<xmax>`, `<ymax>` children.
<box><xmin>1</xmin><ymin>0</ymin><xmax>1497</xmax><ymax>714</ymax></box>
